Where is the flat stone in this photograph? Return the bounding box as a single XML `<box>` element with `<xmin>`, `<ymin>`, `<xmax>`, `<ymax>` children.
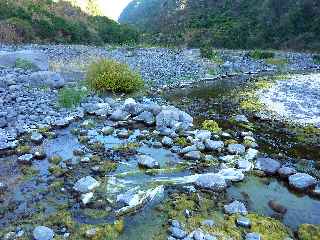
<box><xmin>278</xmin><ymin>166</ymin><xmax>297</xmax><ymax>179</ymax></box>
<box><xmin>168</xmin><ymin>226</ymin><xmax>187</xmax><ymax>239</ymax></box>
<box><xmin>195</xmin><ymin>173</ymin><xmax>227</xmax><ymax>192</ymax></box>
<box><xmin>18</xmin><ymin>154</ymin><xmax>33</xmax><ymax>164</ymax></box>
<box><xmin>204</xmin><ymin>140</ymin><xmax>224</xmax><ymax>151</ymax></box>
<box><xmin>255</xmin><ymin>157</ymin><xmax>281</xmax><ymax>175</ymax></box>
<box><xmin>289</xmin><ymin>173</ymin><xmax>316</xmax><ymax>191</ymax></box>
<box><xmin>224</xmin><ymin>200</ymin><xmax>248</xmax><ymax>215</ymax></box>
<box><xmin>195</xmin><ymin>130</ymin><xmax>212</xmax><ymax>141</ymax></box>
<box><xmin>236</xmin><ymin>216</ymin><xmax>251</xmax><ymax>228</ymax></box>
<box><xmin>237</xmin><ymin>159</ymin><xmax>253</xmax><ymax>171</ymax></box>
<box><xmin>31</xmin><ymin>132</ymin><xmax>43</xmax><ymax>144</ymax></box>
<box><xmin>245</xmin><ymin>232</ymin><xmax>261</xmax><ymax>240</ymax></box>
<box><xmin>218</xmin><ymin>168</ymin><xmax>244</xmax><ymax>182</ymax></box>
<box><xmin>137</xmin><ymin>155</ymin><xmax>160</xmax><ymax>169</ymax></box>
<box><xmin>73</xmin><ymin>176</ymin><xmax>100</xmax><ymax>193</ymax></box>
<box><xmin>184</xmin><ymin>151</ymin><xmax>202</xmax><ymax>160</ymax></box>
<box><xmin>33</xmin><ymin>226</ymin><xmax>54</xmax><ymax>240</ymax></box>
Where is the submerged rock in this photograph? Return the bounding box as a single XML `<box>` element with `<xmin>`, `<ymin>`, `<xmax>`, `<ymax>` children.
<box><xmin>288</xmin><ymin>173</ymin><xmax>316</xmax><ymax>191</ymax></box>
<box><xmin>195</xmin><ymin>173</ymin><xmax>227</xmax><ymax>192</ymax></box>
<box><xmin>137</xmin><ymin>155</ymin><xmax>160</xmax><ymax>169</ymax></box>
<box><xmin>33</xmin><ymin>226</ymin><xmax>54</xmax><ymax>240</ymax></box>
<box><xmin>73</xmin><ymin>176</ymin><xmax>100</xmax><ymax>193</ymax></box>
<box><xmin>255</xmin><ymin>157</ymin><xmax>281</xmax><ymax>175</ymax></box>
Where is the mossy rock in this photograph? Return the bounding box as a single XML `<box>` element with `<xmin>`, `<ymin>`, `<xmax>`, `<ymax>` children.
<box><xmin>298</xmin><ymin>224</ymin><xmax>320</xmax><ymax>240</ymax></box>
<box><xmin>16</xmin><ymin>145</ymin><xmax>31</xmax><ymax>155</ymax></box>
<box><xmin>48</xmin><ymin>155</ymin><xmax>63</xmax><ymax>165</ymax></box>
<box><xmin>202</xmin><ymin>120</ymin><xmax>222</xmax><ymax>134</ymax></box>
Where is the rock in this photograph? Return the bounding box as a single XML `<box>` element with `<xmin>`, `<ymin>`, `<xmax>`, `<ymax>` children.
<box><xmin>245</xmin><ymin>232</ymin><xmax>261</xmax><ymax>240</ymax></box>
<box><xmin>237</xmin><ymin>159</ymin><xmax>253</xmax><ymax>171</ymax></box>
<box><xmin>180</xmin><ymin>145</ymin><xmax>198</xmax><ymax>154</ymax></box>
<box><xmin>168</xmin><ymin>226</ymin><xmax>187</xmax><ymax>239</ymax></box>
<box><xmin>204</xmin><ymin>234</ymin><xmax>217</xmax><ymax>240</ymax></box>
<box><xmin>227</xmin><ymin>144</ymin><xmax>246</xmax><ymax>155</ymax></box>
<box><xmin>137</xmin><ymin>155</ymin><xmax>160</xmax><ymax>169</ymax></box>
<box><xmin>268</xmin><ymin>200</ymin><xmax>287</xmax><ymax>214</ymax></box>
<box><xmin>193</xmin><ymin>229</ymin><xmax>205</xmax><ymax>240</ymax></box>
<box><xmin>85</xmin><ymin>228</ymin><xmax>98</xmax><ymax>238</ymax></box>
<box><xmin>236</xmin><ymin>216</ymin><xmax>251</xmax><ymax>228</ymax></box>
<box><xmin>224</xmin><ymin>200</ymin><xmax>248</xmax><ymax>215</ymax></box>
<box><xmin>81</xmin><ymin>192</ymin><xmax>94</xmax><ymax>205</ymax></box>
<box><xmin>288</xmin><ymin>173</ymin><xmax>316</xmax><ymax>191</ymax></box>
<box><xmin>195</xmin><ymin>130</ymin><xmax>212</xmax><ymax>141</ymax></box>
<box><xmin>278</xmin><ymin>166</ymin><xmax>297</xmax><ymax>179</ymax></box>
<box><xmin>101</xmin><ymin>126</ymin><xmax>114</xmax><ymax>135</ymax></box>
<box><xmin>33</xmin><ymin>226</ymin><xmax>54</xmax><ymax>240</ymax></box>
<box><xmin>162</xmin><ymin>136</ymin><xmax>173</xmax><ymax>147</ymax></box>
<box><xmin>110</xmin><ymin>109</ymin><xmax>130</xmax><ymax>121</ymax></box>
<box><xmin>123</xmin><ymin>98</ymin><xmax>143</xmax><ymax>116</ymax></box>
<box><xmin>195</xmin><ymin>173</ymin><xmax>227</xmax><ymax>192</ymax></box>
<box><xmin>18</xmin><ymin>154</ymin><xmax>33</xmax><ymax>164</ymax></box>
<box><xmin>204</xmin><ymin>140</ymin><xmax>224</xmax><ymax>151</ymax></box>
<box><xmin>73</xmin><ymin>176</ymin><xmax>100</xmax><ymax>193</ymax></box>
<box><xmin>30</xmin><ymin>132</ymin><xmax>43</xmax><ymax>144</ymax></box>
<box><xmin>0</xmin><ymin>182</ymin><xmax>7</xmax><ymax>193</ymax></box>
<box><xmin>233</xmin><ymin>115</ymin><xmax>249</xmax><ymax>123</ymax></box>
<box><xmin>201</xmin><ymin>219</ymin><xmax>215</xmax><ymax>227</ymax></box>
<box><xmin>184</xmin><ymin>151</ymin><xmax>202</xmax><ymax>160</ymax></box>
<box><xmin>0</xmin><ymin>50</ymin><xmax>49</xmax><ymax>70</ymax></box>
<box><xmin>134</xmin><ymin>111</ymin><xmax>155</xmax><ymax>125</ymax></box>
<box><xmin>218</xmin><ymin>168</ymin><xmax>244</xmax><ymax>182</ymax></box>
<box><xmin>170</xmin><ymin>219</ymin><xmax>181</xmax><ymax>228</ymax></box>
<box><xmin>27</xmin><ymin>71</ymin><xmax>65</xmax><ymax>88</ymax></box>
<box><xmin>255</xmin><ymin>157</ymin><xmax>281</xmax><ymax>175</ymax></box>
<box><xmin>156</xmin><ymin>107</ymin><xmax>193</xmax><ymax>129</ymax></box>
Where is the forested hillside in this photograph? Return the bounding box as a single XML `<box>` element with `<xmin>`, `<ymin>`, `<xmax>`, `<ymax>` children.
<box><xmin>0</xmin><ymin>0</ymin><xmax>139</xmax><ymax>45</ymax></box>
<box><xmin>119</xmin><ymin>0</ymin><xmax>320</xmax><ymax>51</ymax></box>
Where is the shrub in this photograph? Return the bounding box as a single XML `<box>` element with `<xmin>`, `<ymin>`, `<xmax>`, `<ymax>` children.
<box><xmin>15</xmin><ymin>58</ymin><xmax>37</xmax><ymax>70</ymax></box>
<box><xmin>202</xmin><ymin>120</ymin><xmax>222</xmax><ymax>133</ymax></box>
<box><xmin>86</xmin><ymin>59</ymin><xmax>144</xmax><ymax>93</ymax></box>
<box><xmin>200</xmin><ymin>45</ymin><xmax>223</xmax><ymax>64</ymax></box>
<box><xmin>0</xmin><ymin>21</ymin><xmax>23</xmax><ymax>43</ymax></box>
<box><xmin>248</xmin><ymin>50</ymin><xmax>275</xmax><ymax>59</ymax></box>
<box><xmin>58</xmin><ymin>87</ymin><xmax>88</xmax><ymax>108</ymax></box>
<box><xmin>6</xmin><ymin>17</ymin><xmax>34</xmax><ymax>41</ymax></box>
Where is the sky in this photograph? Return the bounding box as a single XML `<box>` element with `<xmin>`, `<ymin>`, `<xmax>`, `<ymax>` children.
<box><xmin>97</xmin><ymin>0</ymin><xmax>133</xmax><ymax>21</ymax></box>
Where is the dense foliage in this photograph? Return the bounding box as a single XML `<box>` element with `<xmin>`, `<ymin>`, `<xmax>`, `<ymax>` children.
<box><xmin>0</xmin><ymin>0</ymin><xmax>139</xmax><ymax>44</ymax></box>
<box><xmin>86</xmin><ymin>59</ymin><xmax>144</xmax><ymax>93</ymax></box>
<box><xmin>119</xmin><ymin>0</ymin><xmax>320</xmax><ymax>51</ymax></box>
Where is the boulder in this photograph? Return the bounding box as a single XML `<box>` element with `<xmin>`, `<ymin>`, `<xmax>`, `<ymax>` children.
<box><xmin>156</xmin><ymin>106</ymin><xmax>193</xmax><ymax>129</ymax></box>
<box><xmin>184</xmin><ymin>150</ymin><xmax>202</xmax><ymax>160</ymax></box>
<box><xmin>137</xmin><ymin>155</ymin><xmax>160</xmax><ymax>169</ymax></box>
<box><xmin>168</xmin><ymin>227</ymin><xmax>187</xmax><ymax>239</ymax></box>
<box><xmin>288</xmin><ymin>173</ymin><xmax>316</xmax><ymax>191</ymax></box>
<box><xmin>133</xmin><ymin>111</ymin><xmax>155</xmax><ymax>125</ymax></box>
<box><xmin>27</xmin><ymin>71</ymin><xmax>65</xmax><ymax>88</ymax></box>
<box><xmin>0</xmin><ymin>50</ymin><xmax>49</xmax><ymax>70</ymax></box>
<box><xmin>33</xmin><ymin>226</ymin><xmax>54</xmax><ymax>240</ymax></box>
<box><xmin>110</xmin><ymin>109</ymin><xmax>130</xmax><ymax>121</ymax></box>
<box><xmin>224</xmin><ymin>200</ymin><xmax>248</xmax><ymax>215</ymax></box>
<box><xmin>227</xmin><ymin>144</ymin><xmax>246</xmax><ymax>155</ymax></box>
<box><xmin>73</xmin><ymin>176</ymin><xmax>100</xmax><ymax>193</ymax></box>
<box><xmin>204</xmin><ymin>140</ymin><xmax>224</xmax><ymax>151</ymax></box>
<box><xmin>195</xmin><ymin>130</ymin><xmax>212</xmax><ymax>141</ymax></box>
<box><xmin>162</xmin><ymin>136</ymin><xmax>173</xmax><ymax>147</ymax></box>
<box><xmin>278</xmin><ymin>166</ymin><xmax>297</xmax><ymax>179</ymax></box>
<box><xmin>255</xmin><ymin>157</ymin><xmax>281</xmax><ymax>175</ymax></box>
<box><xmin>218</xmin><ymin>168</ymin><xmax>245</xmax><ymax>182</ymax></box>
<box><xmin>195</xmin><ymin>173</ymin><xmax>227</xmax><ymax>192</ymax></box>
<box><xmin>245</xmin><ymin>233</ymin><xmax>261</xmax><ymax>240</ymax></box>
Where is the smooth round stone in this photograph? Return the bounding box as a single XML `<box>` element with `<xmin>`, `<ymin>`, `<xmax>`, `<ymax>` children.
<box><xmin>195</xmin><ymin>173</ymin><xmax>227</xmax><ymax>192</ymax></box>
<box><xmin>236</xmin><ymin>216</ymin><xmax>251</xmax><ymax>228</ymax></box>
<box><xmin>168</xmin><ymin>226</ymin><xmax>187</xmax><ymax>239</ymax></box>
<box><xmin>224</xmin><ymin>200</ymin><xmax>248</xmax><ymax>215</ymax></box>
<box><xmin>137</xmin><ymin>155</ymin><xmax>160</xmax><ymax>169</ymax></box>
<box><xmin>255</xmin><ymin>157</ymin><xmax>281</xmax><ymax>175</ymax></box>
<box><xmin>33</xmin><ymin>226</ymin><xmax>54</xmax><ymax>240</ymax></box>
<box><xmin>289</xmin><ymin>173</ymin><xmax>316</xmax><ymax>191</ymax></box>
<box><xmin>245</xmin><ymin>232</ymin><xmax>261</xmax><ymax>240</ymax></box>
<box><xmin>30</xmin><ymin>132</ymin><xmax>43</xmax><ymax>144</ymax></box>
<box><xmin>201</xmin><ymin>219</ymin><xmax>215</xmax><ymax>227</ymax></box>
<box><xmin>278</xmin><ymin>166</ymin><xmax>297</xmax><ymax>179</ymax></box>
<box><xmin>227</xmin><ymin>144</ymin><xmax>246</xmax><ymax>155</ymax></box>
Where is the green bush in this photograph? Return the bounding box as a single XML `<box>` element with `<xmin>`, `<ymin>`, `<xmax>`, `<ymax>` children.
<box><xmin>58</xmin><ymin>87</ymin><xmax>88</xmax><ymax>108</ymax></box>
<box><xmin>313</xmin><ymin>55</ymin><xmax>320</xmax><ymax>64</ymax></box>
<box><xmin>248</xmin><ymin>50</ymin><xmax>275</xmax><ymax>59</ymax></box>
<box><xmin>86</xmin><ymin>59</ymin><xmax>144</xmax><ymax>93</ymax></box>
<box><xmin>6</xmin><ymin>17</ymin><xmax>34</xmax><ymax>41</ymax></box>
<box><xmin>15</xmin><ymin>58</ymin><xmax>37</xmax><ymax>70</ymax></box>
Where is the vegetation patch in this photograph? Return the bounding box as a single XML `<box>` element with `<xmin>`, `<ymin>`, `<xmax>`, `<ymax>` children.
<box><xmin>86</xmin><ymin>59</ymin><xmax>144</xmax><ymax>94</ymax></box>
<box><xmin>15</xmin><ymin>58</ymin><xmax>37</xmax><ymax>70</ymax></box>
<box><xmin>298</xmin><ymin>224</ymin><xmax>320</xmax><ymax>240</ymax></box>
<box><xmin>200</xmin><ymin>45</ymin><xmax>224</xmax><ymax>64</ymax></box>
<box><xmin>265</xmin><ymin>58</ymin><xmax>288</xmax><ymax>65</ymax></box>
<box><xmin>313</xmin><ymin>55</ymin><xmax>320</xmax><ymax>64</ymax></box>
<box><xmin>247</xmin><ymin>50</ymin><xmax>275</xmax><ymax>60</ymax></box>
<box><xmin>58</xmin><ymin>86</ymin><xmax>88</xmax><ymax>108</ymax></box>
<box><xmin>202</xmin><ymin>120</ymin><xmax>222</xmax><ymax>134</ymax></box>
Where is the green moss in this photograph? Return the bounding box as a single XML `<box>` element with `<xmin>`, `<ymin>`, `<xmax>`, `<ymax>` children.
<box><xmin>89</xmin><ymin>142</ymin><xmax>105</xmax><ymax>152</ymax></box>
<box><xmin>240</xmin><ymin>98</ymin><xmax>263</xmax><ymax>112</ymax></box>
<box><xmin>48</xmin><ymin>165</ymin><xmax>66</xmax><ymax>177</ymax></box>
<box><xmin>15</xmin><ymin>58</ymin><xmax>37</xmax><ymax>70</ymax></box>
<box><xmin>16</xmin><ymin>145</ymin><xmax>31</xmax><ymax>155</ymax></box>
<box><xmin>224</xmin><ymin>139</ymin><xmax>238</xmax><ymax>145</ymax></box>
<box><xmin>86</xmin><ymin>59</ymin><xmax>144</xmax><ymax>94</ymax></box>
<box><xmin>83</xmin><ymin>208</ymin><xmax>110</xmax><ymax>220</ymax></box>
<box><xmin>248</xmin><ymin>50</ymin><xmax>275</xmax><ymax>59</ymax></box>
<box><xmin>48</xmin><ymin>155</ymin><xmax>62</xmax><ymax>165</ymax></box>
<box><xmin>293</xmin><ymin>124</ymin><xmax>320</xmax><ymax>144</ymax></box>
<box><xmin>265</xmin><ymin>58</ymin><xmax>288</xmax><ymax>65</ymax></box>
<box><xmin>113</xmin><ymin>142</ymin><xmax>140</xmax><ymax>152</ymax></box>
<box><xmin>99</xmin><ymin>161</ymin><xmax>118</xmax><ymax>173</ymax></box>
<box><xmin>20</xmin><ymin>165</ymin><xmax>39</xmax><ymax>180</ymax></box>
<box><xmin>298</xmin><ymin>224</ymin><xmax>320</xmax><ymax>240</ymax></box>
<box><xmin>202</xmin><ymin>120</ymin><xmax>222</xmax><ymax>134</ymax></box>
<box><xmin>175</xmin><ymin>137</ymin><xmax>189</xmax><ymax>147</ymax></box>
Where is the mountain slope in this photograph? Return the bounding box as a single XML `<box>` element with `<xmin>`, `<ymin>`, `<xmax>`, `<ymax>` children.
<box><xmin>119</xmin><ymin>0</ymin><xmax>320</xmax><ymax>51</ymax></box>
<box><xmin>0</xmin><ymin>0</ymin><xmax>139</xmax><ymax>44</ymax></box>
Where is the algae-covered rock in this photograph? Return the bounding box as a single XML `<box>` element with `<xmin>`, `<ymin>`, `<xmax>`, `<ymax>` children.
<box><xmin>298</xmin><ymin>224</ymin><xmax>320</xmax><ymax>240</ymax></box>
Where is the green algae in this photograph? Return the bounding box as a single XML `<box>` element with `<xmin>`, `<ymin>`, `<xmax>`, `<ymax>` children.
<box><xmin>298</xmin><ymin>224</ymin><xmax>320</xmax><ymax>240</ymax></box>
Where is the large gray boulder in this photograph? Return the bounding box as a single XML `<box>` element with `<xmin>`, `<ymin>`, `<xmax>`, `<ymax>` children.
<box><xmin>156</xmin><ymin>106</ymin><xmax>193</xmax><ymax>130</ymax></box>
<box><xmin>33</xmin><ymin>226</ymin><xmax>54</xmax><ymax>240</ymax></box>
<box><xmin>289</xmin><ymin>173</ymin><xmax>317</xmax><ymax>191</ymax></box>
<box><xmin>0</xmin><ymin>50</ymin><xmax>49</xmax><ymax>70</ymax></box>
<box><xmin>137</xmin><ymin>155</ymin><xmax>160</xmax><ymax>169</ymax></box>
<box><xmin>255</xmin><ymin>157</ymin><xmax>281</xmax><ymax>175</ymax></box>
<box><xmin>224</xmin><ymin>200</ymin><xmax>248</xmax><ymax>215</ymax></box>
<box><xmin>73</xmin><ymin>176</ymin><xmax>100</xmax><ymax>193</ymax></box>
<box><xmin>27</xmin><ymin>71</ymin><xmax>65</xmax><ymax>88</ymax></box>
<box><xmin>195</xmin><ymin>173</ymin><xmax>227</xmax><ymax>192</ymax></box>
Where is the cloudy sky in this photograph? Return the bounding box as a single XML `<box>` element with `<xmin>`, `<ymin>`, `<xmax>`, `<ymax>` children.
<box><xmin>97</xmin><ymin>0</ymin><xmax>133</xmax><ymax>20</ymax></box>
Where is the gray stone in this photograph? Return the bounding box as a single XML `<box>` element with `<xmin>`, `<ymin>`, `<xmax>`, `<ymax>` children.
<box><xmin>195</xmin><ymin>173</ymin><xmax>227</xmax><ymax>192</ymax></box>
<box><xmin>18</xmin><ymin>154</ymin><xmax>33</xmax><ymax>164</ymax></box>
<box><xmin>289</xmin><ymin>173</ymin><xmax>317</xmax><ymax>190</ymax></box>
<box><xmin>255</xmin><ymin>157</ymin><xmax>281</xmax><ymax>175</ymax></box>
<box><xmin>73</xmin><ymin>176</ymin><xmax>100</xmax><ymax>193</ymax></box>
<box><xmin>169</xmin><ymin>227</ymin><xmax>187</xmax><ymax>239</ymax></box>
<box><xmin>0</xmin><ymin>50</ymin><xmax>49</xmax><ymax>70</ymax></box>
<box><xmin>204</xmin><ymin>140</ymin><xmax>224</xmax><ymax>151</ymax></box>
<box><xmin>184</xmin><ymin>151</ymin><xmax>202</xmax><ymax>160</ymax></box>
<box><xmin>237</xmin><ymin>159</ymin><xmax>253</xmax><ymax>171</ymax></box>
<box><xmin>162</xmin><ymin>136</ymin><xmax>173</xmax><ymax>147</ymax></box>
<box><xmin>110</xmin><ymin>109</ymin><xmax>130</xmax><ymax>121</ymax></box>
<box><xmin>278</xmin><ymin>166</ymin><xmax>297</xmax><ymax>179</ymax></box>
<box><xmin>193</xmin><ymin>229</ymin><xmax>205</xmax><ymax>240</ymax></box>
<box><xmin>227</xmin><ymin>144</ymin><xmax>246</xmax><ymax>155</ymax></box>
<box><xmin>218</xmin><ymin>168</ymin><xmax>244</xmax><ymax>182</ymax></box>
<box><xmin>201</xmin><ymin>219</ymin><xmax>215</xmax><ymax>227</ymax></box>
<box><xmin>233</xmin><ymin>115</ymin><xmax>249</xmax><ymax>123</ymax></box>
<box><xmin>137</xmin><ymin>155</ymin><xmax>160</xmax><ymax>169</ymax></box>
<box><xmin>245</xmin><ymin>232</ymin><xmax>261</xmax><ymax>240</ymax></box>
<box><xmin>33</xmin><ymin>226</ymin><xmax>54</xmax><ymax>240</ymax></box>
<box><xmin>236</xmin><ymin>216</ymin><xmax>251</xmax><ymax>228</ymax></box>
<box><xmin>134</xmin><ymin>111</ymin><xmax>155</xmax><ymax>125</ymax></box>
<box><xmin>101</xmin><ymin>126</ymin><xmax>114</xmax><ymax>135</ymax></box>
<box><xmin>0</xmin><ymin>182</ymin><xmax>7</xmax><ymax>193</ymax></box>
<box><xmin>195</xmin><ymin>130</ymin><xmax>212</xmax><ymax>141</ymax></box>
<box><xmin>27</xmin><ymin>71</ymin><xmax>65</xmax><ymax>88</ymax></box>
<box><xmin>31</xmin><ymin>132</ymin><xmax>43</xmax><ymax>144</ymax></box>
<box><xmin>204</xmin><ymin>234</ymin><xmax>217</xmax><ymax>240</ymax></box>
<box><xmin>170</xmin><ymin>219</ymin><xmax>181</xmax><ymax>228</ymax></box>
<box><xmin>224</xmin><ymin>200</ymin><xmax>248</xmax><ymax>215</ymax></box>
<box><xmin>156</xmin><ymin>107</ymin><xmax>193</xmax><ymax>129</ymax></box>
